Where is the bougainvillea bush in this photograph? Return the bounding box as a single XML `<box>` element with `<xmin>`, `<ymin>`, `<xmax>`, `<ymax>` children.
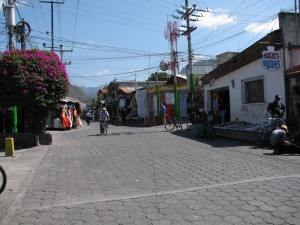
<box><xmin>0</xmin><ymin>49</ymin><xmax>70</xmax><ymax>133</ymax></box>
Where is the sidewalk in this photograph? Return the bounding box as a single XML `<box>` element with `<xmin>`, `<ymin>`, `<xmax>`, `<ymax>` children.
<box><xmin>0</xmin><ymin>132</ymin><xmax>61</xmax><ymax>222</ymax></box>
<box><xmin>189</xmin><ymin>120</ymin><xmax>260</xmax><ymax>143</ymax></box>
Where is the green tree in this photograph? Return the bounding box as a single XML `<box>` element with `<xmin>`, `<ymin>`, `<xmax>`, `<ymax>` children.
<box><xmin>0</xmin><ymin>49</ymin><xmax>70</xmax><ymax>133</ymax></box>
<box><xmin>147</xmin><ymin>72</ymin><xmax>169</xmax><ymax>81</ymax></box>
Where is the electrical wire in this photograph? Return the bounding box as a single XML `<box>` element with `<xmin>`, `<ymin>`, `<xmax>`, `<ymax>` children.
<box><xmin>71</xmin><ymin>0</ymin><xmax>79</xmax><ymax>52</ymax></box>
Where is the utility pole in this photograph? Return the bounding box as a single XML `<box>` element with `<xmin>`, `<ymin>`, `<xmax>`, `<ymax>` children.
<box><xmin>43</xmin><ymin>43</ymin><xmax>72</xmax><ymax>64</ymax></box>
<box><xmin>114</xmin><ymin>77</ymin><xmax>118</xmax><ymax>119</ymax></box>
<box><xmin>173</xmin><ymin>1</ymin><xmax>208</xmax><ymax>123</ymax></box>
<box><xmin>114</xmin><ymin>77</ymin><xmax>117</xmax><ymax>99</ymax></box>
<box><xmin>174</xmin><ymin>2</ymin><xmax>207</xmax><ymax>90</ymax></box>
<box><xmin>134</xmin><ymin>73</ymin><xmax>137</xmax><ymax>91</ymax></box>
<box><xmin>183</xmin><ymin>0</ymin><xmax>197</xmax><ymax>94</ymax></box>
<box><xmin>15</xmin><ymin>19</ymin><xmax>31</xmax><ymax>50</ymax></box>
<box><xmin>5</xmin><ymin>0</ymin><xmax>15</xmax><ymax>50</ymax></box>
<box><xmin>295</xmin><ymin>0</ymin><xmax>299</xmax><ymax>45</ymax></box>
<box><xmin>20</xmin><ymin>19</ymin><xmax>26</xmax><ymax>50</ymax></box>
<box><xmin>58</xmin><ymin>45</ymin><xmax>72</xmax><ymax>63</ymax></box>
<box><xmin>40</xmin><ymin>1</ymin><xmax>64</xmax><ymax>51</ymax></box>
<box><xmin>156</xmin><ymin>72</ymin><xmax>161</xmax><ymax>124</ymax></box>
<box><xmin>5</xmin><ymin>0</ymin><xmax>18</xmax><ymax>133</ymax></box>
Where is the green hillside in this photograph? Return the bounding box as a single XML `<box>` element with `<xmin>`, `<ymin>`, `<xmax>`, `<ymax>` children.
<box><xmin>67</xmin><ymin>85</ymin><xmax>93</xmax><ymax>104</ymax></box>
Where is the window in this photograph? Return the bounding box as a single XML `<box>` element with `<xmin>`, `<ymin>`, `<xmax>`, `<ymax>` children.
<box><xmin>242</xmin><ymin>76</ymin><xmax>264</xmax><ymax>104</ymax></box>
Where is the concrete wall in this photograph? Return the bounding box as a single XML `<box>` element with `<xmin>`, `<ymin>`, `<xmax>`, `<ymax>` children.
<box><xmin>279</xmin><ymin>13</ymin><xmax>300</xmax><ymax>46</ymax></box>
<box><xmin>204</xmin><ymin>52</ymin><xmax>285</xmax><ymax>124</ymax></box>
<box><xmin>0</xmin><ymin>133</ymin><xmax>52</xmax><ymax>149</ymax></box>
<box><xmin>279</xmin><ymin>13</ymin><xmax>300</xmax><ymax>70</ymax></box>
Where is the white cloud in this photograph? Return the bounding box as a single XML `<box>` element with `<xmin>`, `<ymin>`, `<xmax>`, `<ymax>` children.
<box><xmin>194</xmin><ymin>8</ymin><xmax>237</xmax><ymax>29</ymax></box>
<box><xmin>97</xmin><ymin>69</ymin><xmax>109</xmax><ymax>75</ymax></box>
<box><xmin>245</xmin><ymin>18</ymin><xmax>279</xmax><ymax>33</ymax></box>
<box><xmin>193</xmin><ymin>54</ymin><xmax>207</xmax><ymax>60</ymax></box>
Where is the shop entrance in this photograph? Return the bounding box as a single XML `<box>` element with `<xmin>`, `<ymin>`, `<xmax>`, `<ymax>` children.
<box><xmin>211</xmin><ymin>87</ymin><xmax>230</xmax><ymax>123</ymax></box>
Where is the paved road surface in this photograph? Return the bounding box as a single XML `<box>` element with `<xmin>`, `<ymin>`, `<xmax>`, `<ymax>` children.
<box><xmin>0</xmin><ymin>122</ymin><xmax>300</xmax><ymax>225</ymax></box>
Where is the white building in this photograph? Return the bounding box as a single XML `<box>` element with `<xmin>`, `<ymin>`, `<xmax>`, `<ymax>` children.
<box><xmin>201</xmin><ymin>13</ymin><xmax>300</xmax><ymax>125</ymax></box>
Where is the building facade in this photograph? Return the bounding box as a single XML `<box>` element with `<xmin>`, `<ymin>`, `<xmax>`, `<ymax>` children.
<box><xmin>201</xmin><ymin>13</ymin><xmax>300</xmax><ymax>126</ymax></box>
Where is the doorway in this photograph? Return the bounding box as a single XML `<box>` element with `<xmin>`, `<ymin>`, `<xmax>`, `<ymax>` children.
<box><xmin>211</xmin><ymin>87</ymin><xmax>230</xmax><ymax>123</ymax></box>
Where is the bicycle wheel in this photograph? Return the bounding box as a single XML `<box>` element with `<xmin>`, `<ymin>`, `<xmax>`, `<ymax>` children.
<box><xmin>165</xmin><ymin>120</ymin><xmax>175</xmax><ymax>131</ymax></box>
<box><xmin>207</xmin><ymin>125</ymin><xmax>215</xmax><ymax>140</ymax></box>
<box><xmin>176</xmin><ymin>122</ymin><xmax>182</xmax><ymax>131</ymax></box>
<box><xmin>255</xmin><ymin>127</ymin><xmax>267</xmax><ymax>145</ymax></box>
<box><xmin>0</xmin><ymin>165</ymin><xmax>7</xmax><ymax>194</ymax></box>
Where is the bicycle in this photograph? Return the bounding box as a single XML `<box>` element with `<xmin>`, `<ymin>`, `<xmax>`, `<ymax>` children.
<box><xmin>0</xmin><ymin>165</ymin><xmax>7</xmax><ymax>194</ymax></box>
<box><xmin>100</xmin><ymin>119</ymin><xmax>108</xmax><ymax>135</ymax></box>
<box><xmin>206</xmin><ymin>121</ymin><xmax>215</xmax><ymax>140</ymax></box>
<box><xmin>164</xmin><ymin>114</ymin><xmax>182</xmax><ymax>131</ymax></box>
<box><xmin>255</xmin><ymin>117</ymin><xmax>285</xmax><ymax>146</ymax></box>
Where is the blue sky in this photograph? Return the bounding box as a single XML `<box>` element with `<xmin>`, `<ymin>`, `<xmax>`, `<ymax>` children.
<box><xmin>0</xmin><ymin>0</ymin><xmax>295</xmax><ymax>87</ymax></box>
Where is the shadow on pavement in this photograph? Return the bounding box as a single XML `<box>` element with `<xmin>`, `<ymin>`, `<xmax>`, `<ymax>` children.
<box><xmin>86</xmin><ymin>130</ymin><xmax>168</xmax><ymax>137</ymax></box>
<box><xmin>170</xmin><ymin>129</ymin><xmax>261</xmax><ymax>148</ymax></box>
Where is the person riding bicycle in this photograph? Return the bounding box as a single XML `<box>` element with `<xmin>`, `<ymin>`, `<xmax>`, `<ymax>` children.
<box><xmin>99</xmin><ymin>107</ymin><xmax>110</xmax><ymax>132</ymax></box>
<box><xmin>99</xmin><ymin>107</ymin><xmax>110</xmax><ymax>121</ymax></box>
<box><xmin>85</xmin><ymin>112</ymin><xmax>92</xmax><ymax>125</ymax></box>
<box><xmin>267</xmin><ymin>95</ymin><xmax>285</xmax><ymax>118</ymax></box>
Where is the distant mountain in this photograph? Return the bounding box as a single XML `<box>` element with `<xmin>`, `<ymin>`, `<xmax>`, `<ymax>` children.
<box><xmin>80</xmin><ymin>86</ymin><xmax>101</xmax><ymax>98</ymax></box>
<box><xmin>67</xmin><ymin>85</ymin><xmax>96</xmax><ymax>103</ymax></box>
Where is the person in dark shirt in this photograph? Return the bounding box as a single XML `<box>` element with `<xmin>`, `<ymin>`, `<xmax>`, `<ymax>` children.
<box><xmin>218</xmin><ymin>99</ymin><xmax>226</xmax><ymax>124</ymax></box>
<box><xmin>267</xmin><ymin>95</ymin><xmax>285</xmax><ymax>118</ymax></box>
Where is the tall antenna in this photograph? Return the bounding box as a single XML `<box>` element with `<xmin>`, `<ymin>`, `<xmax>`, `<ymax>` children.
<box><xmin>164</xmin><ymin>21</ymin><xmax>180</xmax><ymax>73</ymax></box>
<box><xmin>164</xmin><ymin>20</ymin><xmax>180</xmax><ymax>119</ymax></box>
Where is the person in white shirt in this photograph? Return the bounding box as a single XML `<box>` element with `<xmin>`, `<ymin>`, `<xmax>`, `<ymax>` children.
<box><xmin>99</xmin><ymin>108</ymin><xmax>109</xmax><ymax>120</ymax></box>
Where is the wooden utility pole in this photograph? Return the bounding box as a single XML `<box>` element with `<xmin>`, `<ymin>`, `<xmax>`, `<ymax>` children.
<box><xmin>58</xmin><ymin>45</ymin><xmax>73</xmax><ymax>62</ymax></box>
<box><xmin>40</xmin><ymin>1</ymin><xmax>64</xmax><ymax>51</ymax></box>
<box><xmin>184</xmin><ymin>0</ymin><xmax>196</xmax><ymax>94</ymax></box>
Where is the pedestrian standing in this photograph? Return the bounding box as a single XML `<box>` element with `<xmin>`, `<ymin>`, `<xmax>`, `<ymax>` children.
<box><xmin>161</xmin><ymin>103</ymin><xmax>167</xmax><ymax>125</ymax></box>
<box><xmin>267</xmin><ymin>95</ymin><xmax>285</xmax><ymax>118</ymax></box>
<box><xmin>218</xmin><ymin>99</ymin><xmax>226</xmax><ymax>124</ymax></box>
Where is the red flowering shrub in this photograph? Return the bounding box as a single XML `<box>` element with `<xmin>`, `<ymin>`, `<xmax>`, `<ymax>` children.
<box><xmin>0</xmin><ymin>49</ymin><xmax>70</xmax><ymax>133</ymax></box>
<box><xmin>0</xmin><ymin>49</ymin><xmax>69</xmax><ymax>106</ymax></box>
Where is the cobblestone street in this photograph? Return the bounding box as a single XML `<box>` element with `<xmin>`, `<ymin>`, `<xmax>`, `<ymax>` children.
<box><xmin>0</xmin><ymin>122</ymin><xmax>300</xmax><ymax>225</ymax></box>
